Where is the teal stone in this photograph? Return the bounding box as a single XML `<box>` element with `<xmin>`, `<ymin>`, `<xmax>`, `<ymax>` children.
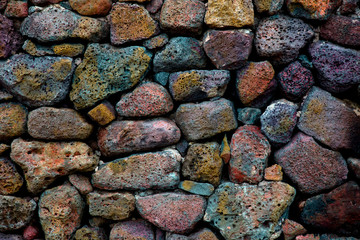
<box><xmin>237</xmin><ymin>107</ymin><xmax>261</xmax><ymax>125</ymax></box>
<box><xmin>179</xmin><ymin>181</ymin><xmax>214</xmax><ymax>196</ymax></box>
<box><xmin>154</xmin><ymin>72</ymin><xmax>170</xmax><ymax>86</ymax></box>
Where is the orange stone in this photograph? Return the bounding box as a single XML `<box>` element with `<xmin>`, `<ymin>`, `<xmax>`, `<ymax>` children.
<box><xmin>264</xmin><ymin>164</ymin><xmax>283</xmax><ymax>181</ymax></box>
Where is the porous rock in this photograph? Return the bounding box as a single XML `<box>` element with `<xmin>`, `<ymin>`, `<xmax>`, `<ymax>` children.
<box><xmin>110</xmin><ymin>219</ymin><xmax>154</xmax><ymax>240</ymax></box>
<box><xmin>0</xmin><ymin>157</ymin><xmax>23</xmax><ymax>195</ymax></box>
<box><xmin>0</xmin><ymin>102</ymin><xmax>27</xmax><ymax>142</ymax></box>
<box><xmin>69</xmin><ymin>0</ymin><xmax>112</xmax><ymax>16</ymax></box>
<box><xmin>286</xmin><ymin>0</ymin><xmax>342</xmax><ymax>20</ymax></box>
<box><xmin>0</xmin><ymin>14</ymin><xmax>23</xmax><ymax>58</ymax></box>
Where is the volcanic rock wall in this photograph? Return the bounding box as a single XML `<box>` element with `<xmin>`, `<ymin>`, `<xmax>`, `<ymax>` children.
<box><xmin>0</xmin><ymin>0</ymin><xmax>360</xmax><ymax>239</ymax></box>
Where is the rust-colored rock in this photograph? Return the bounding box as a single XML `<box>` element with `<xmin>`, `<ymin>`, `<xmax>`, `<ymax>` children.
<box><xmin>282</xmin><ymin>219</ymin><xmax>307</xmax><ymax>240</ymax></box>
<box><xmin>264</xmin><ymin>164</ymin><xmax>283</xmax><ymax>181</ymax></box>
<box><xmin>0</xmin><ymin>102</ymin><xmax>27</xmax><ymax>142</ymax></box>
<box><xmin>88</xmin><ymin>101</ymin><xmax>116</xmax><ymax>126</ymax></box>
<box><xmin>0</xmin><ymin>157</ymin><xmax>23</xmax><ymax>195</ymax></box>
<box><xmin>69</xmin><ymin>0</ymin><xmax>112</xmax><ymax>16</ymax></box>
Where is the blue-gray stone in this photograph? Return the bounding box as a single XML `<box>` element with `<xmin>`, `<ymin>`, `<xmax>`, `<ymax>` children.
<box><xmin>179</xmin><ymin>181</ymin><xmax>214</xmax><ymax>196</ymax></box>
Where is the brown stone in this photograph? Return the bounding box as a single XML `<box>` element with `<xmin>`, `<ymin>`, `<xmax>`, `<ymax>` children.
<box><xmin>0</xmin><ymin>157</ymin><xmax>23</xmax><ymax>195</ymax></box>
<box><xmin>0</xmin><ymin>102</ymin><xmax>27</xmax><ymax>142</ymax></box>
<box><xmin>69</xmin><ymin>0</ymin><xmax>112</xmax><ymax>16</ymax></box>
<box><xmin>264</xmin><ymin>164</ymin><xmax>283</xmax><ymax>181</ymax></box>
<box><xmin>88</xmin><ymin>101</ymin><xmax>116</xmax><ymax>126</ymax></box>
<box><xmin>282</xmin><ymin>219</ymin><xmax>307</xmax><ymax>240</ymax></box>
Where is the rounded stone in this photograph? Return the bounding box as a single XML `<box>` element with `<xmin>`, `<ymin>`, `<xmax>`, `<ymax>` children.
<box><xmin>0</xmin><ymin>157</ymin><xmax>23</xmax><ymax>195</ymax></box>
<box><xmin>0</xmin><ymin>14</ymin><xmax>23</xmax><ymax>58</ymax></box>
<box><xmin>69</xmin><ymin>0</ymin><xmax>112</xmax><ymax>16</ymax></box>
<box><xmin>74</xmin><ymin>226</ymin><xmax>107</xmax><ymax>240</ymax></box>
<box><xmin>110</xmin><ymin>219</ymin><xmax>154</xmax><ymax>240</ymax></box>
<box><xmin>0</xmin><ymin>102</ymin><xmax>27</xmax><ymax>142</ymax></box>
<box><xmin>4</xmin><ymin>0</ymin><xmax>28</xmax><ymax>18</ymax></box>
<box><xmin>52</xmin><ymin>43</ymin><xmax>85</xmax><ymax>57</ymax></box>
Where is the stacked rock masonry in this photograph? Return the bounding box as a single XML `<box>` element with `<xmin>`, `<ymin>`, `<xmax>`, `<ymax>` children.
<box><xmin>0</xmin><ymin>0</ymin><xmax>360</xmax><ymax>239</ymax></box>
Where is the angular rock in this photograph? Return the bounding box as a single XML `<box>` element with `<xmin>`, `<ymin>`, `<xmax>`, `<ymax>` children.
<box><xmin>70</xmin><ymin>44</ymin><xmax>152</xmax><ymax>109</ymax></box>
<box><xmin>277</xmin><ymin>61</ymin><xmax>314</xmax><ymax>101</ymax></box>
<box><xmin>28</xmin><ymin>107</ymin><xmax>93</xmax><ymax>140</ymax></box>
<box><xmin>154</xmin><ymin>72</ymin><xmax>170</xmax><ymax>86</ymax></box>
<box><xmin>205</xmin><ymin>0</ymin><xmax>254</xmax><ymax>28</ymax></box>
<box><xmin>339</xmin><ymin>0</ymin><xmax>359</xmax><ymax>14</ymax></box>
<box><xmin>69</xmin><ymin>174</ymin><xmax>93</xmax><ymax>195</ymax></box>
<box><xmin>153</xmin><ymin>37</ymin><xmax>207</xmax><ymax>72</ymax></box>
<box><xmin>136</xmin><ymin>192</ymin><xmax>206</xmax><ymax>234</ymax></box>
<box><xmin>0</xmin><ymin>89</ymin><xmax>13</xmax><ymax>101</ymax></box>
<box><xmin>52</xmin><ymin>43</ymin><xmax>85</xmax><ymax>57</ymax></box>
<box><xmin>0</xmin><ymin>144</ymin><xmax>10</xmax><ymax>155</ymax></box>
<box><xmin>0</xmin><ymin>233</ymin><xmax>24</xmax><ymax>240</ymax></box>
<box><xmin>0</xmin><ymin>102</ymin><xmax>27</xmax><ymax>142</ymax></box>
<box><xmin>4</xmin><ymin>0</ymin><xmax>28</xmax><ymax>18</ymax></box>
<box><xmin>169</xmin><ymin>70</ymin><xmax>230</xmax><ymax>102</ymax></box>
<box><xmin>309</xmin><ymin>41</ymin><xmax>360</xmax><ymax>93</ymax></box>
<box><xmin>203</xmin><ymin>29</ymin><xmax>253</xmax><ymax>70</ymax></box>
<box><xmin>175</xmin><ymin>98</ymin><xmax>237</xmax><ymax>141</ymax></box>
<box><xmin>39</xmin><ymin>184</ymin><xmax>84</xmax><ymax>240</ymax></box>
<box><xmin>347</xmin><ymin>158</ymin><xmax>360</xmax><ymax>179</ymax></box>
<box><xmin>92</xmin><ymin>149</ymin><xmax>181</xmax><ymax>190</ymax></box>
<box><xmin>23</xmin><ymin>225</ymin><xmax>41</xmax><ymax>240</ymax></box>
<box><xmin>97</xmin><ymin>119</ymin><xmax>181</xmax><ymax>156</ymax></box>
<box><xmin>0</xmin><ymin>0</ymin><xmax>7</xmax><ymax>9</ymax></box>
<box><xmin>88</xmin><ymin>101</ymin><xmax>116</xmax><ymax>126</ymax></box>
<box><xmin>30</xmin><ymin>0</ymin><xmax>63</xmax><ymax>5</ymax></box>
<box><xmin>182</xmin><ymin>142</ymin><xmax>223</xmax><ymax>186</ymax></box>
<box><xmin>236</xmin><ymin>61</ymin><xmax>276</xmax><ymax>107</ymax></box>
<box><xmin>275</xmin><ymin>132</ymin><xmax>348</xmax><ymax>194</ymax></box>
<box><xmin>22</xmin><ymin>39</ymin><xmax>54</xmax><ymax>57</ymax></box>
<box><xmin>254</xmin><ymin>0</ymin><xmax>284</xmax><ymax>15</ymax></box>
<box><xmin>298</xmin><ymin>87</ymin><xmax>360</xmax><ymax>153</ymax></box>
<box><xmin>146</xmin><ymin>0</ymin><xmax>163</xmax><ymax>13</ymax></box>
<box><xmin>0</xmin><ymin>157</ymin><xmax>23</xmax><ymax>195</ymax></box>
<box><xmin>264</xmin><ymin>164</ymin><xmax>283</xmax><ymax>181</ymax></box>
<box><xmin>220</xmin><ymin>135</ymin><xmax>231</xmax><ymax>164</ymax></box>
<box><xmin>69</xmin><ymin>0</ymin><xmax>112</xmax><ymax>16</ymax></box>
<box><xmin>204</xmin><ymin>181</ymin><xmax>296</xmax><ymax>240</ymax></box>
<box><xmin>110</xmin><ymin>3</ymin><xmax>159</xmax><ymax>45</ymax></box>
<box><xmin>255</xmin><ymin>15</ymin><xmax>314</xmax><ymax>65</ymax></box>
<box><xmin>110</xmin><ymin>219</ymin><xmax>154</xmax><ymax>240</ymax></box>
<box><xmin>87</xmin><ymin>191</ymin><xmax>135</xmax><ymax>220</ymax></box>
<box><xmin>179</xmin><ymin>181</ymin><xmax>214</xmax><ymax>196</ymax></box>
<box><xmin>0</xmin><ymin>14</ymin><xmax>23</xmax><ymax>58</ymax></box>
<box><xmin>282</xmin><ymin>219</ymin><xmax>307</xmax><ymax>240</ymax></box>
<box><xmin>74</xmin><ymin>226</ymin><xmax>106</xmax><ymax>240</ymax></box>
<box><xmin>143</xmin><ymin>33</ymin><xmax>168</xmax><ymax>49</ymax></box>
<box><xmin>260</xmin><ymin>99</ymin><xmax>298</xmax><ymax>145</ymax></box>
<box><xmin>0</xmin><ymin>195</ymin><xmax>36</xmax><ymax>231</ymax></box>
<box><xmin>229</xmin><ymin>125</ymin><xmax>271</xmax><ymax>184</ymax></box>
<box><xmin>116</xmin><ymin>82</ymin><xmax>173</xmax><ymax>117</ymax></box>
<box><xmin>160</xmin><ymin>0</ymin><xmax>205</xmax><ymax>35</ymax></box>
<box><xmin>11</xmin><ymin>138</ymin><xmax>99</xmax><ymax>194</ymax></box>
<box><xmin>295</xmin><ymin>234</ymin><xmax>358</xmax><ymax>240</ymax></box>
<box><xmin>286</xmin><ymin>0</ymin><xmax>342</xmax><ymax>20</ymax></box>
<box><xmin>237</xmin><ymin>108</ymin><xmax>262</xmax><ymax>125</ymax></box>
<box><xmin>167</xmin><ymin>228</ymin><xmax>219</xmax><ymax>240</ymax></box>
<box><xmin>300</xmin><ymin>181</ymin><xmax>360</xmax><ymax>236</ymax></box>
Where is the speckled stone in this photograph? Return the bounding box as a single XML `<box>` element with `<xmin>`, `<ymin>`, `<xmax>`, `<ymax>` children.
<box><xmin>282</xmin><ymin>219</ymin><xmax>307</xmax><ymax>240</ymax></box>
<box><xmin>110</xmin><ymin>219</ymin><xmax>154</xmax><ymax>240</ymax></box>
<box><xmin>11</xmin><ymin>138</ymin><xmax>99</xmax><ymax>194</ymax></box>
<box><xmin>0</xmin><ymin>54</ymin><xmax>74</xmax><ymax>107</ymax></box>
<box><xmin>146</xmin><ymin>0</ymin><xmax>163</xmax><ymax>13</ymax></box>
<box><xmin>236</xmin><ymin>61</ymin><xmax>276</xmax><ymax>107</ymax></box>
<box><xmin>22</xmin><ymin>39</ymin><xmax>54</xmax><ymax>56</ymax></box>
<box><xmin>23</xmin><ymin>225</ymin><xmax>41</xmax><ymax>240</ymax></box>
<box><xmin>205</xmin><ymin>0</ymin><xmax>254</xmax><ymax>28</ymax></box>
<box><xmin>237</xmin><ymin>108</ymin><xmax>262</xmax><ymax>125</ymax></box>
<box><xmin>0</xmin><ymin>0</ymin><xmax>7</xmax><ymax>9</ymax></box>
<box><xmin>286</xmin><ymin>0</ymin><xmax>342</xmax><ymax>20</ymax></box>
<box><xmin>88</xmin><ymin>101</ymin><xmax>116</xmax><ymax>126</ymax></box>
<box><xmin>0</xmin><ymin>144</ymin><xmax>10</xmax><ymax>155</ymax></box>
<box><xmin>92</xmin><ymin>149</ymin><xmax>181</xmax><ymax>190</ymax></box>
<box><xmin>0</xmin><ymin>89</ymin><xmax>13</xmax><ymax>101</ymax></box>
<box><xmin>0</xmin><ymin>14</ymin><xmax>23</xmax><ymax>58</ymax></box>
<box><xmin>69</xmin><ymin>0</ymin><xmax>112</xmax><ymax>16</ymax></box>
<box><xmin>70</xmin><ymin>43</ymin><xmax>152</xmax><ymax>109</ymax></box>
<box><xmin>52</xmin><ymin>43</ymin><xmax>84</xmax><ymax>57</ymax></box>
<box><xmin>179</xmin><ymin>181</ymin><xmax>214</xmax><ymax>196</ymax></box>
<box><xmin>153</xmin><ymin>37</ymin><xmax>207</xmax><ymax>72</ymax></box>
<box><xmin>160</xmin><ymin>0</ymin><xmax>205</xmax><ymax>35</ymax></box>
<box><xmin>260</xmin><ymin>99</ymin><xmax>298</xmax><ymax>146</ymax></box>
<box><xmin>339</xmin><ymin>0</ymin><xmax>359</xmax><ymax>14</ymax></box>
<box><xmin>28</xmin><ymin>107</ymin><xmax>93</xmax><ymax>140</ymax></box>
<box><xmin>0</xmin><ymin>233</ymin><xmax>24</xmax><ymax>240</ymax></box>
<box><xmin>110</xmin><ymin>3</ymin><xmax>159</xmax><ymax>45</ymax></box>
<box><xmin>116</xmin><ymin>82</ymin><xmax>173</xmax><ymax>117</ymax></box>
<box><xmin>300</xmin><ymin>181</ymin><xmax>360</xmax><ymax>237</ymax></box>
<box><xmin>87</xmin><ymin>191</ymin><xmax>135</xmax><ymax>220</ymax></box>
<box><xmin>30</xmin><ymin>0</ymin><xmax>63</xmax><ymax>5</ymax></box>
<box><xmin>275</xmin><ymin>132</ymin><xmax>348</xmax><ymax>194</ymax></box>
<box><xmin>175</xmin><ymin>98</ymin><xmax>237</xmax><ymax>141</ymax></box>
<box><xmin>203</xmin><ymin>29</ymin><xmax>253</xmax><ymax>70</ymax></box>
<box><xmin>277</xmin><ymin>61</ymin><xmax>314</xmax><ymax>101</ymax></box>
<box><xmin>204</xmin><ymin>181</ymin><xmax>296</xmax><ymax>240</ymax></box>
<box><xmin>182</xmin><ymin>142</ymin><xmax>223</xmax><ymax>186</ymax></box>
<box><xmin>309</xmin><ymin>41</ymin><xmax>360</xmax><ymax>93</ymax></box>
<box><xmin>97</xmin><ymin>119</ymin><xmax>181</xmax><ymax>156</ymax></box>
<box><xmin>229</xmin><ymin>125</ymin><xmax>271</xmax><ymax>184</ymax></box>
<box><xmin>254</xmin><ymin>0</ymin><xmax>284</xmax><ymax>14</ymax></box>
<box><xmin>169</xmin><ymin>70</ymin><xmax>230</xmax><ymax>102</ymax></box>
<box><xmin>0</xmin><ymin>102</ymin><xmax>27</xmax><ymax>142</ymax></box>
<box><xmin>4</xmin><ymin>0</ymin><xmax>28</xmax><ymax>18</ymax></box>
<box><xmin>0</xmin><ymin>195</ymin><xmax>36</xmax><ymax>231</ymax></box>
<box><xmin>220</xmin><ymin>135</ymin><xmax>231</xmax><ymax>164</ymax></box>
<box><xmin>264</xmin><ymin>164</ymin><xmax>283</xmax><ymax>181</ymax></box>
<box><xmin>39</xmin><ymin>184</ymin><xmax>84</xmax><ymax>240</ymax></box>
<box><xmin>0</xmin><ymin>157</ymin><xmax>23</xmax><ymax>195</ymax></box>
<box><xmin>68</xmin><ymin>174</ymin><xmax>93</xmax><ymax>195</ymax></box>
<box><xmin>74</xmin><ymin>226</ymin><xmax>106</xmax><ymax>240</ymax></box>
<box><xmin>136</xmin><ymin>192</ymin><xmax>207</xmax><ymax>234</ymax></box>
<box><xmin>347</xmin><ymin>158</ymin><xmax>360</xmax><ymax>179</ymax></box>
<box><xmin>167</xmin><ymin>228</ymin><xmax>219</xmax><ymax>240</ymax></box>
<box><xmin>255</xmin><ymin>15</ymin><xmax>314</xmax><ymax>65</ymax></box>
<box><xmin>143</xmin><ymin>33</ymin><xmax>169</xmax><ymax>49</ymax></box>
<box><xmin>298</xmin><ymin>87</ymin><xmax>360</xmax><ymax>153</ymax></box>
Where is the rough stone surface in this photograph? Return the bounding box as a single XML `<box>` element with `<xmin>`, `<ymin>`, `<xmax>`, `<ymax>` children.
<box><xmin>110</xmin><ymin>219</ymin><xmax>154</xmax><ymax>240</ymax></box>
<box><xmin>309</xmin><ymin>41</ymin><xmax>360</xmax><ymax>93</ymax></box>
<box><xmin>146</xmin><ymin>0</ymin><xmax>163</xmax><ymax>13</ymax></box>
<box><xmin>97</xmin><ymin>119</ymin><xmax>181</xmax><ymax>156</ymax></box>
<box><xmin>298</xmin><ymin>87</ymin><xmax>360</xmax><ymax>153</ymax></box>
<box><xmin>74</xmin><ymin>226</ymin><xmax>106</xmax><ymax>240</ymax></box>
<box><xmin>0</xmin><ymin>0</ymin><xmax>7</xmax><ymax>9</ymax></box>
<box><xmin>52</xmin><ymin>43</ymin><xmax>85</xmax><ymax>57</ymax></box>
<box><xmin>0</xmin><ymin>54</ymin><xmax>74</xmax><ymax>107</ymax></box>
<box><xmin>339</xmin><ymin>0</ymin><xmax>359</xmax><ymax>14</ymax></box>
<box><xmin>236</xmin><ymin>61</ymin><xmax>276</xmax><ymax>107</ymax></box>
<box><xmin>175</xmin><ymin>98</ymin><xmax>237</xmax><ymax>141</ymax></box>
<box><xmin>70</xmin><ymin>43</ymin><xmax>152</xmax><ymax>109</ymax></box>
<box><xmin>229</xmin><ymin>125</ymin><xmax>271</xmax><ymax>184</ymax></box>
<box><xmin>116</xmin><ymin>82</ymin><xmax>173</xmax><ymax>117</ymax></box>
<box><xmin>11</xmin><ymin>138</ymin><xmax>99</xmax><ymax>194</ymax></box>
<box><xmin>255</xmin><ymin>15</ymin><xmax>314</xmax><ymax>65</ymax></box>
<box><xmin>87</xmin><ymin>191</ymin><xmax>135</xmax><ymax>220</ymax></box>
<box><xmin>300</xmin><ymin>181</ymin><xmax>360</xmax><ymax>237</ymax></box>
<box><xmin>23</xmin><ymin>225</ymin><xmax>40</xmax><ymax>240</ymax></box>
<box><xmin>0</xmin><ymin>14</ymin><xmax>23</xmax><ymax>59</ymax></box>
<box><xmin>68</xmin><ymin>174</ymin><xmax>93</xmax><ymax>195</ymax></box>
<box><xmin>0</xmin><ymin>102</ymin><xmax>27</xmax><ymax>142</ymax></box>
<box><xmin>143</xmin><ymin>33</ymin><xmax>168</xmax><ymax>49</ymax></box>
<box><xmin>0</xmin><ymin>195</ymin><xmax>36</xmax><ymax>232</ymax></box>
<box><xmin>204</xmin><ymin>181</ymin><xmax>296</xmax><ymax>240</ymax></box>
<box><xmin>220</xmin><ymin>135</ymin><xmax>231</xmax><ymax>164</ymax></box>
<box><xmin>4</xmin><ymin>0</ymin><xmax>28</xmax><ymax>18</ymax></box>
<box><xmin>153</xmin><ymin>37</ymin><xmax>207</xmax><ymax>72</ymax></box>
<box><xmin>39</xmin><ymin>184</ymin><xmax>84</xmax><ymax>240</ymax></box>
<box><xmin>167</xmin><ymin>228</ymin><xmax>220</xmax><ymax>240</ymax></box>
<box><xmin>260</xmin><ymin>99</ymin><xmax>298</xmax><ymax>145</ymax></box>
<box><xmin>347</xmin><ymin>158</ymin><xmax>360</xmax><ymax>179</ymax></box>
<box><xmin>0</xmin><ymin>157</ymin><xmax>23</xmax><ymax>195</ymax></box>
<box><xmin>88</xmin><ymin>101</ymin><xmax>116</xmax><ymax>126</ymax></box>
<box><xmin>282</xmin><ymin>219</ymin><xmax>307</xmax><ymax>240</ymax></box>
<box><xmin>136</xmin><ymin>192</ymin><xmax>207</xmax><ymax>234</ymax></box>
<box><xmin>182</xmin><ymin>142</ymin><xmax>223</xmax><ymax>186</ymax></box>
<box><xmin>110</xmin><ymin>3</ymin><xmax>159</xmax><ymax>45</ymax></box>
<box><xmin>286</xmin><ymin>0</ymin><xmax>342</xmax><ymax>20</ymax></box>
<box><xmin>0</xmin><ymin>144</ymin><xmax>10</xmax><ymax>155</ymax></box>
<box><xmin>169</xmin><ymin>70</ymin><xmax>230</xmax><ymax>102</ymax></box>
<box><xmin>92</xmin><ymin>149</ymin><xmax>181</xmax><ymax>190</ymax></box>
<box><xmin>179</xmin><ymin>181</ymin><xmax>215</xmax><ymax>196</ymax></box>
<box><xmin>154</xmin><ymin>72</ymin><xmax>170</xmax><ymax>86</ymax></box>
<box><xmin>203</xmin><ymin>29</ymin><xmax>253</xmax><ymax>70</ymax></box>
<box><xmin>0</xmin><ymin>89</ymin><xmax>13</xmax><ymax>101</ymax></box>
<box><xmin>205</xmin><ymin>0</ymin><xmax>254</xmax><ymax>28</ymax></box>
<box><xmin>254</xmin><ymin>0</ymin><xmax>284</xmax><ymax>15</ymax></box>
<box><xmin>22</xmin><ymin>39</ymin><xmax>54</xmax><ymax>57</ymax></box>
<box><xmin>28</xmin><ymin>107</ymin><xmax>93</xmax><ymax>140</ymax></box>
<box><xmin>69</xmin><ymin>0</ymin><xmax>112</xmax><ymax>16</ymax></box>
<box><xmin>264</xmin><ymin>164</ymin><xmax>283</xmax><ymax>181</ymax></box>
<box><xmin>275</xmin><ymin>132</ymin><xmax>348</xmax><ymax>194</ymax></box>
<box><xmin>237</xmin><ymin>108</ymin><xmax>262</xmax><ymax>125</ymax></box>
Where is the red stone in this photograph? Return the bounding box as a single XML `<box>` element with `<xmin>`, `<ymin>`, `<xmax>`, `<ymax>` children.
<box><xmin>282</xmin><ymin>219</ymin><xmax>307</xmax><ymax>240</ymax></box>
<box><xmin>23</xmin><ymin>225</ymin><xmax>40</xmax><ymax>240</ymax></box>
<box><xmin>4</xmin><ymin>0</ymin><xmax>28</xmax><ymax>18</ymax></box>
